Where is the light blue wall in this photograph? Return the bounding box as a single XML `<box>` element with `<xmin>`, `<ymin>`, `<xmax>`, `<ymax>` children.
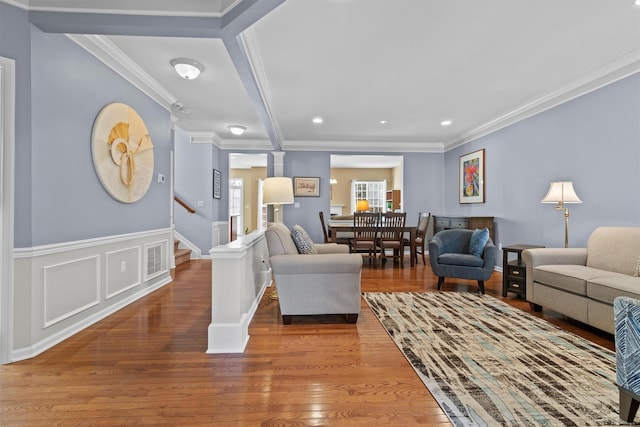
<box><xmin>0</xmin><ymin>3</ymin><xmax>32</xmax><ymax>247</ymax></box>
<box><xmin>174</xmin><ymin>127</ymin><xmax>215</xmax><ymax>252</ymax></box>
<box><xmin>444</xmin><ymin>73</ymin><xmax>640</xmax><ymax>253</ymax></box>
<box><xmin>282</xmin><ymin>151</ymin><xmax>331</xmax><ymax>243</ymax></box>
<box><xmin>401</xmin><ymin>152</ymin><xmax>445</xmax><ymax>221</ymax></box>
<box><xmin>27</xmin><ymin>27</ymin><xmax>172</xmax><ymax>246</ymax></box>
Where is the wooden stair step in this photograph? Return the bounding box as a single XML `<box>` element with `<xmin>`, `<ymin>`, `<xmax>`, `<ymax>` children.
<box><xmin>174</xmin><ymin>247</ymin><xmax>191</xmax><ymax>266</ymax></box>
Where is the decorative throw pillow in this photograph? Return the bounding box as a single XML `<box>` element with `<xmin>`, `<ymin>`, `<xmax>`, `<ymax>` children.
<box><xmin>469</xmin><ymin>227</ymin><xmax>490</xmax><ymax>257</ymax></box>
<box><xmin>291</xmin><ymin>224</ymin><xmax>317</xmax><ymax>254</ymax></box>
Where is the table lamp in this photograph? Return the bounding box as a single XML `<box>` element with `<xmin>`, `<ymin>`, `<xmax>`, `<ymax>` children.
<box><xmin>263</xmin><ymin>177</ymin><xmax>294</xmax><ymax>223</ymax></box>
<box><xmin>541</xmin><ymin>181</ymin><xmax>582</xmax><ymax>248</ymax></box>
<box><xmin>356</xmin><ymin>199</ymin><xmax>369</xmax><ymax>212</ymax></box>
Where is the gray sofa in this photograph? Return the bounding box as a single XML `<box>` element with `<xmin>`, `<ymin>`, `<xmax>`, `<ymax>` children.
<box><xmin>523</xmin><ymin>226</ymin><xmax>640</xmax><ymax>334</ymax></box>
<box><xmin>265</xmin><ymin>223</ymin><xmax>363</xmax><ymax>324</ymax></box>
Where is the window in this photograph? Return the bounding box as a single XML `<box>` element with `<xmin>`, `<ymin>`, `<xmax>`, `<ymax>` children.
<box><xmin>351</xmin><ymin>180</ymin><xmax>386</xmax><ymax>212</ymax></box>
<box><xmin>229</xmin><ymin>178</ymin><xmax>244</xmax><ymax>236</ymax></box>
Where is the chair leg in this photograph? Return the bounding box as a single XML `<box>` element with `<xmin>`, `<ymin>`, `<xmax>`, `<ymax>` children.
<box><xmin>437</xmin><ymin>277</ymin><xmax>444</xmax><ymax>290</ymax></box>
<box><xmin>477</xmin><ymin>280</ymin><xmax>485</xmax><ymax>295</ymax></box>
<box><xmin>620</xmin><ymin>387</ymin><xmax>640</xmax><ymax>422</ymax></box>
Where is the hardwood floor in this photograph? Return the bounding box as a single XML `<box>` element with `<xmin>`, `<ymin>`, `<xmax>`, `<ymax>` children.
<box><xmin>0</xmin><ymin>258</ymin><xmax>614</xmax><ymax>426</ymax></box>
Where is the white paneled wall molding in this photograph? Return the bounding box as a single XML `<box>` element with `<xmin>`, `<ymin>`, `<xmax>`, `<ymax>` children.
<box><xmin>12</xmin><ymin>228</ymin><xmax>173</xmax><ymax>362</ymax></box>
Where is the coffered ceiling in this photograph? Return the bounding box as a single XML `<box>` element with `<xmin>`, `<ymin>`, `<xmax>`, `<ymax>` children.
<box><xmin>11</xmin><ymin>0</ymin><xmax>640</xmax><ymax>154</ymax></box>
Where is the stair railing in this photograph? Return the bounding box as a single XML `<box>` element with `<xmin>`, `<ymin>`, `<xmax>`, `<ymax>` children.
<box><xmin>174</xmin><ymin>195</ymin><xmax>196</xmax><ymax>214</ymax></box>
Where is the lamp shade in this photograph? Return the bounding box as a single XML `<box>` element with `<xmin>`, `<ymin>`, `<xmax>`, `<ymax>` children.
<box><xmin>541</xmin><ymin>181</ymin><xmax>582</xmax><ymax>204</ymax></box>
<box><xmin>356</xmin><ymin>199</ymin><xmax>369</xmax><ymax>211</ymax></box>
<box><xmin>263</xmin><ymin>177</ymin><xmax>294</xmax><ymax>205</ymax></box>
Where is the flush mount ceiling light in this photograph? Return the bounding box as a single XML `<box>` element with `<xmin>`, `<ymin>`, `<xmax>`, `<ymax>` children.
<box><xmin>170</xmin><ymin>58</ymin><xmax>204</xmax><ymax>80</ymax></box>
<box><xmin>440</xmin><ymin>119</ymin><xmax>453</xmax><ymax>126</ymax></box>
<box><xmin>228</xmin><ymin>125</ymin><xmax>246</xmax><ymax>136</ymax></box>
<box><xmin>312</xmin><ymin>116</ymin><xmax>324</xmax><ymax>124</ymax></box>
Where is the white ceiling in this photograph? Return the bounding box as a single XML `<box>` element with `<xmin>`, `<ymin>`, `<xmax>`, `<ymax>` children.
<box><xmin>12</xmin><ymin>0</ymin><xmax>640</xmax><ymax>163</ymax></box>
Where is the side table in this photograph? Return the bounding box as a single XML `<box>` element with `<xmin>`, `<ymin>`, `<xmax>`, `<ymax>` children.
<box><xmin>502</xmin><ymin>244</ymin><xmax>544</xmax><ymax>298</ymax></box>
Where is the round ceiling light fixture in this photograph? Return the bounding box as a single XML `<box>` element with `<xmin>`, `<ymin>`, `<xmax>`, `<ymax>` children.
<box><xmin>228</xmin><ymin>125</ymin><xmax>246</xmax><ymax>136</ymax></box>
<box><xmin>440</xmin><ymin>119</ymin><xmax>453</xmax><ymax>126</ymax></box>
<box><xmin>312</xmin><ymin>116</ymin><xmax>324</xmax><ymax>124</ymax></box>
<box><xmin>170</xmin><ymin>58</ymin><xmax>204</xmax><ymax>80</ymax></box>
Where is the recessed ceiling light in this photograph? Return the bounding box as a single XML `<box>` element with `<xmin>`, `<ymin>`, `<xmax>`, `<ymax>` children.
<box><xmin>379</xmin><ymin>120</ymin><xmax>388</xmax><ymax>125</ymax></box>
<box><xmin>440</xmin><ymin>120</ymin><xmax>453</xmax><ymax>126</ymax></box>
<box><xmin>228</xmin><ymin>125</ymin><xmax>246</xmax><ymax>136</ymax></box>
<box><xmin>312</xmin><ymin>116</ymin><xmax>324</xmax><ymax>124</ymax></box>
<box><xmin>170</xmin><ymin>58</ymin><xmax>204</xmax><ymax>80</ymax></box>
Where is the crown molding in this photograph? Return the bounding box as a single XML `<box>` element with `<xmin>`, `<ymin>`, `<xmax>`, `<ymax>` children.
<box><xmin>189</xmin><ymin>132</ymin><xmax>273</xmax><ymax>151</ymax></box>
<box><xmin>1</xmin><ymin>0</ymin><xmax>242</xmax><ymax>17</ymax></box>
<box><xmin>445</xmin><ymin>51</ymin><xmax>640</xmax><ymax>152</ymax></box>
<box><xmin>0</xmin><ymin>0</ymin><xmax>27</xmax><ymax>9</ymax></box>
<box><xmin>66</xmin><ymin>34</ymin><xmax>176</xmax><ymax>111</ymax></box>
<box><xmin>282</xmin><ymin>140</ymin><xmax>445</xmax><ymax>153</ymax></box>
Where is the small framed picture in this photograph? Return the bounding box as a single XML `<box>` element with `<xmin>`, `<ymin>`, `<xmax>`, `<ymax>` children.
<box><xmin>293</xmin><ymin>177</ymin><xmax>320</xmax><ymax>197</ymax></box>
<box><xmin>459</xmin><ymin>149</ymin><xmax>485</xmax><ymax>204</ymax></box>
<box><xmin>213</xmin><ymin>169</ymin><xmax>221</xmax><ymax>199</ymax></box>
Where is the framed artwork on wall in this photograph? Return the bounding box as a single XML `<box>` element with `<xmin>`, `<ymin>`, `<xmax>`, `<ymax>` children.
<box><xmin>213</xmin><ymin>169</ymin><xmax>221</xmax><ymax>199</ymax></box>
<box><xmin>293</xmin><ymin>177</ymin><xmax>320</xmax><ymax>197</ymax></box>
<box><xmin>459</xmin><ymin>149</ymin><xmax>485</xmax><ymax>204</ymax></box>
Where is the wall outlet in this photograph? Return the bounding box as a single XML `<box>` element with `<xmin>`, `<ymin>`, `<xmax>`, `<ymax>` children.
<box><xmin>498</xmin><ymin>243</ymin><xmax>502</xmax><ymax>250</ymax></box>
<box><xmin>121</xmin><ymin>261</ymin><xmax>126</xmax><ymax>272</ymax></box>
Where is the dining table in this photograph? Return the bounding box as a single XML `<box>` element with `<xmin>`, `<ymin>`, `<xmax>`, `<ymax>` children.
<box><xmin>327</xmin><ymin>222</ymin><xmax>418</xmax><ymax>267</ymax></box>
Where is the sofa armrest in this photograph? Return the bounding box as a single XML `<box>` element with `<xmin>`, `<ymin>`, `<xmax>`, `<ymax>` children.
<box><xmin>523</xmin><ymin>247</ymin><xmax>587</xmax><ymax>301</ymax></box>
<box><xmin>315</xmin><ymin>243</ymin><xmax>350</xmax><ymax>254</ymax></box>
<box><xmin>270</xmin><ymin>253</ymin><xmax>362</xmax><ymax>275</ymax></box>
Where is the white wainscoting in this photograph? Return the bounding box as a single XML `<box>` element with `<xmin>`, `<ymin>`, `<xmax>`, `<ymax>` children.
<box><xmin>207</xmin><ymin>230</ymin><xmax>271</xmax><ymax>354</ymax></box>
<box><xmin>211</xmin><ymin>221</ymin><xmax>229</xmax><ymax>249</ymax></box>
<box><xmin>12</xmin><ymin>228</ymin><xmax>173</xmax><ymax>362</ymax></box>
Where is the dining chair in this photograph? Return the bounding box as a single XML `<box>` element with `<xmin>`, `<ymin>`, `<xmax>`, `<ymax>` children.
<box><xmin>352</xmin><ymin>212</ymin><xmax>381</xmax><ymax>266</ymax></box>
<box><xmin>320</xmin><ymin>211</ymin><xmax>351</xmax><ymax>245</ymax></box>
<box><xmin>414</xmin><ymin>212</ymin><xmax>431</xmax><ymax>265</ymax></box>
<box><xmin>378</xmin><ymin>212</ymin><xmax>407</xmax><ymax>268</ymax></box>
<box><xmin>318</xmin><ymin>211</ymin><xmax>330</xmax><ymax>243</ymax></box>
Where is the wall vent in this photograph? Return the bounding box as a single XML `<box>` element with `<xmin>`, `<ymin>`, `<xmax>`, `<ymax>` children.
<box><xmin>146</xmin><ymin>242</ymin><xmax>166</xmax><ymax>279</ymax></box>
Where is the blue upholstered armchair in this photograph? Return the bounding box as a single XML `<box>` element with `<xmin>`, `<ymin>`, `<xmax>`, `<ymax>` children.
<box><xmin>428</xmin><ymin>228</ymin><xmax>497</xmax><ymax>294</ymax></box>
<box><xmin>614</xmin><ymin>296</ymin><xmax>640</xmax><ymax>422</ymax></box>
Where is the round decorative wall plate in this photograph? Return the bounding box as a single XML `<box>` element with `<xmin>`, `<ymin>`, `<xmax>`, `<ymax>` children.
<box><xmin>91</xmin><ymin>103</ymin><xmax>154</xmax><ymax>203</ymax></box>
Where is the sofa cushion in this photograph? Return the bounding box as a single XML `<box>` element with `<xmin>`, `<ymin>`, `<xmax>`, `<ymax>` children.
<box><xmin>291</xmin><ymin>224</ymin><xmax>318</xmax><ymax>254</ymax></box>
<box><xmin>469</xmin><ymin>227</ymin><xmax>489</xmax><ymax>257</ymax></box>
<box><xmin>587</xmin><ymin>274</ymin><xmax>640</xmax><ymax>305</ymax></box>
<box><xmin>532</xmin><ymin>265</ymin><xmax>606</xmax><ymax>296</ymax></box>
<box><xmin>586</xmin><ymin>227</ymin><xmax>640</xmax><ymax>276</ymax></box>
<box><xmin>265</xmin><ymin>223</ymin><xmax>299</xmax><ymax>256</ymax></box>
<box><xmin>438</xmin><ymin>253</ymin><xmax>484</xmax><ymax>268</ymax></box>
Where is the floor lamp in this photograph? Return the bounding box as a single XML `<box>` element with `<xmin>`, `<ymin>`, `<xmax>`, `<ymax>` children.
<box><xmin>262</xmin><ymin>176</ymin><xmax>294</xmax><ymax>301</ymax></box>
<box><xmin>263</xmin><ymin>177</ymin><xmax>294</xmax><ymax>223</ymax></box>
<box><xmin>541</xmin><ymin>181</ymin><xmax>582</xmax><ymax>248</ymax></box>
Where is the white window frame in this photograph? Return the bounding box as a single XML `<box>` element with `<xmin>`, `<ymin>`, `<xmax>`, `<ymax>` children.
<box><xmin>351</xmin><ymin>180</ymin><xmax>386</xmax><ymax>213</ymax></box>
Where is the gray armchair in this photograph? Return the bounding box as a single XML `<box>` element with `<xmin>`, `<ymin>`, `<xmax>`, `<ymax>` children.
<box><xmin>428</xmin><ymin>228</ymin><xmax>497</xmax><ymax>294</ymax></box>
<box><xmin>265</xmin><ymin>223</ymin><xmax>363</xmax><ymax>324</ymax></box>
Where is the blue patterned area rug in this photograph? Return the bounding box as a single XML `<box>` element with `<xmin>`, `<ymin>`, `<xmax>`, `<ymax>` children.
<box><xmin>363</xmin><ymin>292</ymin><xmax>634</xmax><ymax>427</ymax></box>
